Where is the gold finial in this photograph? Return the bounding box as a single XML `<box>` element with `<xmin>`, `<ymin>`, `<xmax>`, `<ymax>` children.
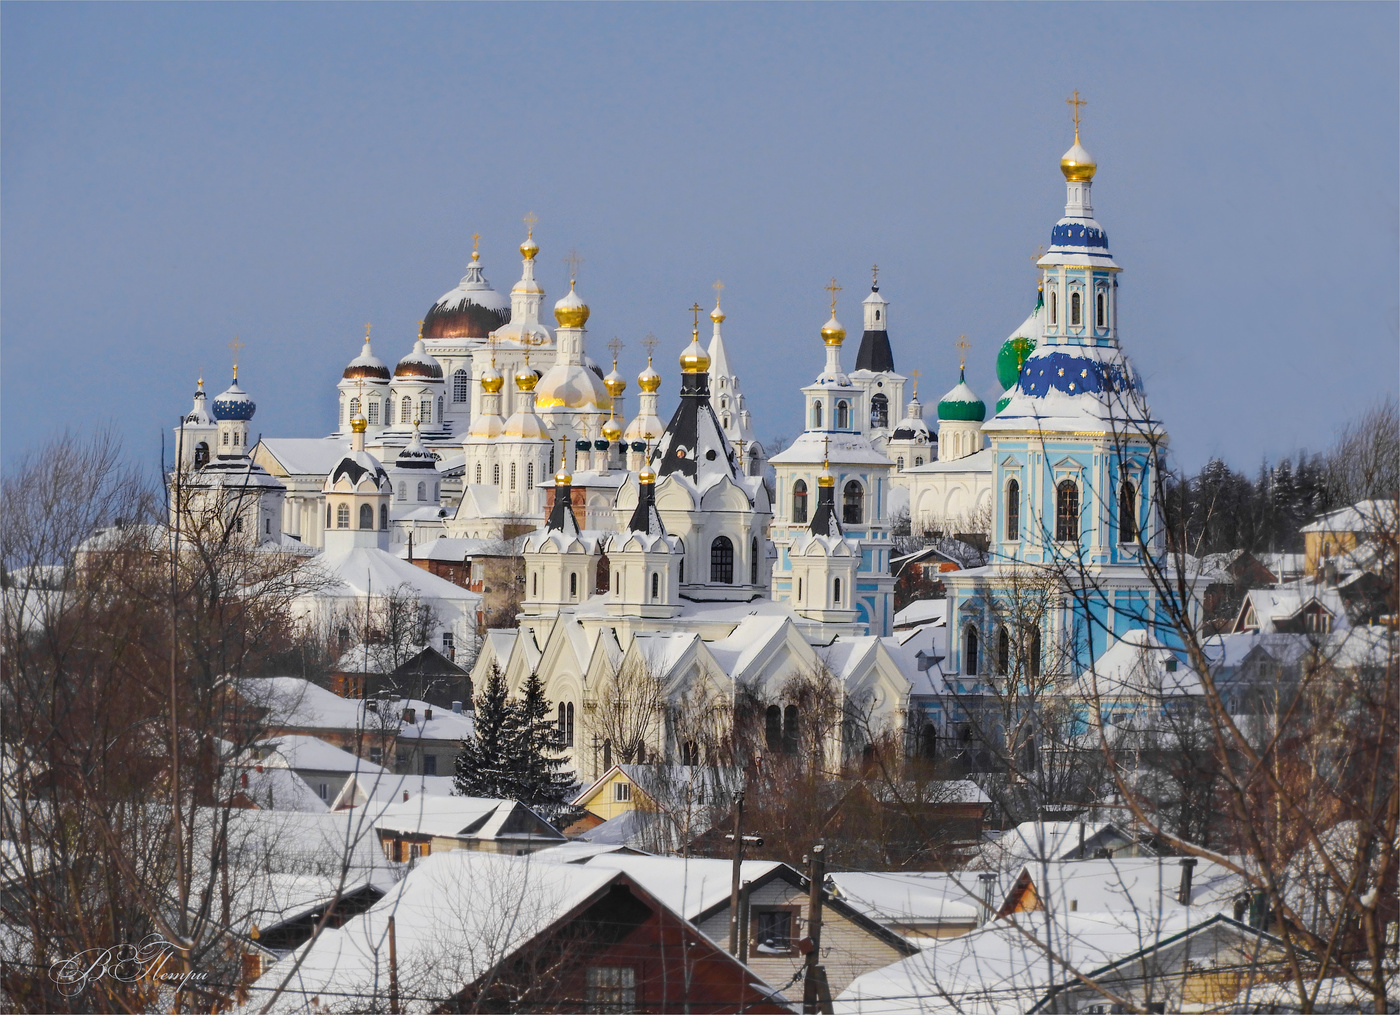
<box><xmin>608</xmin><ymin>336</ymin><xmax>624</xmax><ymax>362</ymax></box>
<box><xmin>417</xmin><ymin>320</ymin><xmax>424</xmax><ymax>341</ymax></box>
<box><xmin>471</xmin><ymin>232</ymin><xmax>481</xmax><ymax>257</ymax></box>
<box><xmin>711</xmin><ymin>279</ymin><xmax>726</xmax><ymax>323</ymax></box>
<box><xmin>910</xmin><ymin>367</ymin><xmax>921</xmax><ymax>397</ymax></box>
<box><xmin>871</xmin><ymin>264</ymin><xmax>879</xmax><ymax>288</ymax></box>
<box><xmin>681</xmin><ymin>306</ymin><xmax>710</xmax><ymax>372</ymax></box>
<box><xmin>955</xmin><ymin>335</ymin><xmax>971</xmax><ymax>372</ymax></box>
<box><xmin>564</xmin><ymin>248</ymin><xmax>583</xmax><ymax>282</ymax></box>
<box><xmin>228</xmin><ymin>336</ymin><xmax>244</xmax><ymax>379</ymax></box>
<box><xmin>824</xmin><ymin>278</ymin><xmax>842</xmax><ymax>316</ymax></box>
<box><xmin>642</xmin><ymin>333</ymin><xmax>658</xmax><ymax>364</ymax></box>
<box><xmin>523</xmin><ymin>211</ymin><xmax>538</xmax><ymax>237</ymax></box>
<box><xmin>1066</xmin><ymin>90</ymin><xmax>1086</xmax><ymax>141</ymax></box>
<box><xmin>197</xmin><ymin>374</ymin><xmax>204</xmax><ymax>391</ymax></box>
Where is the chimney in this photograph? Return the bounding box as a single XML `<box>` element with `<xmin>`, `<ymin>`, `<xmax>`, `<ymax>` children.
<box><xmin>424</xmin><ymin>707</ymin><xmax>433</xmax><ymax>721</ymax></box>
<box><xmin>977</xmin><ymin>873</ymin><xmax>998</xmax><ymax>927</ymax></box>
<box><xmin>403</xmin><ymin>791</ymin><xmax>409</xmax><ymax>802</ymax></box>
<box><xmin>1177</xmin><ymin>857</ymin><xmax>1197</xmax><ymax>905</ymax></box>
<box><xmin>452</xmin><ymin>700</ymin><xmax>463</xmax><ymax>714</ymax></box>
<box><xmin>403</xmin><ymin>707</ymin><xmax>416</xmax><ymax>724</ymax></box>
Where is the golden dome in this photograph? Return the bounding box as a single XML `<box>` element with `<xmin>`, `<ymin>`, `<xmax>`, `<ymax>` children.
<box><xmin>637</xmin><ymin>464</ymin><xmax>656</xmax><ymax>484</ymax></box>
<box><xmin>604</xmin><ymin>362</ymin><xmax>627</xmax><ymax>397</ymax></box>
<box><xmin>710</xmin><ymin>303</ymin><xmax>726</xmax><ymax>324</ymax></box>
<box><xmin>350</xmin><ymin>415</ymin><xmax>368</xmax><ymax>434</ymax></box>
<box><xmin>1060</xmin><ymin>135</ymin><xmax>1097</xmax><ymax>181</ymax></box>
<box><xmin>520</xmin><ymin>235</ymin><xmax>539</xmax><ymax>261</ymax></box>
<box><xmin>554</xmin><ymin>280</ymin><xmax>590</xmax><ymax>329</ymax></box>
<box><xmin>480</xmin><ymin>366</ymin><xmax>504</xmax><ymax>393</ymax></box>
<box><xmin>554</xmin><ymin>467</ymin><xmax>572</xmax><ymax>485</ymax></box>
<box><xmin>680</xmin><ymin>334</ymin><xmax>711</xmax><ymax>373</ymax></box>
<box><xmin>821</xmin><ymin>314</ymin><xmax>846</xmax><ymax>346</ymax></box>
<box><xmin>515</xmin><ymin>366</ymin><xmax>540</xmax><ymax>391</ymax></box>
<box><xmin>637</xmin><ymin>360</ymin><xmax>662</xmax><ymax>393</ymax></box>
<box><xmin>817</xmin><ymin>468</ymin><xmax>835</xmax><ymax>488</ymax></box>
<box><xmin>602</xmin><ymin>417</ymin><xmax>623</xmax><ymax>442</ymax></box>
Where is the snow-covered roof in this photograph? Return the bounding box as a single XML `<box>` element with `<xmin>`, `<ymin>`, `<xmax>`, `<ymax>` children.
<box><xmin>1076</xmin><ymin>629</ymin><xmax>1203</xmax><ymax>700</ymax></box>
<box><xmin>562</xmin><ymin>853</ymin><xmax>786</xmax><ymax>920</ymax></box>
<box><xmin>1006</xmin><ymin>857</ymin><xmax>1245</xmax><ymax>919</ymax></box>
<box><xmin>894</xmin><ymin>599</ymin><xmax>948</xmax><ymax>629</ymax></box>
<box><xmin>901</xmin><ymin>447</ymin><xmax>995</xmax><ymax>475</ymax></box>
<box><xmin>252</xmin><ymin>734</ymin><xmax>390</xmax><ymax>776</ymax></box>
<box><xmin>231</xmin><ymin>765</ymin><xmax>328</xmax><ymax>812</ymax></box>
<box><xmin>331</xmin><ymin>772</ymin><xmax>458</xmax><ymax>812</ymax></box>
<box><xmin>769</xmin><ymin>429</ymin><xmax>895</xmax><ymax>467</ymax></box>
<box><xmin>1236</xmin><ymin>586</ymin><xmax>1347</xmax><ymax>634</ymax></box>
<box><xmin>305</xmin><ymin>544</ymin><xmax>482</xmax><ymax>607</ymax></box>
<box><xmin>241</xmin><ymin>678</ymin><xmax>471</xmax><ymax>741</ymax></box>
<box><xmin>372</xmin><ymin>796</ymin><xmax>563</xmax><ymax>842</ymax></box>
<box><xmin>1299</xmin><ymin>499</ymin><xmax>1397</xmax><ymax>535</ymax></box>
<box><xmin>827</xmin><ymin>871</ymin><xmax>985</xmax><ymax>929</ymax></box>
<box><xmin>976</xmin><ymin>821</ymin><xmax>1146</xmax><ymax>868</ymax></box>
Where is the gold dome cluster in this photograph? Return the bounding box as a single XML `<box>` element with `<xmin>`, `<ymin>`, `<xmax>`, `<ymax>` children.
<box><xmin>554</xmin><ymin>280</ymin><xmax>590</xmax><ymax>329</ymax></box>
<box><xmin>602</xmin><ymin>416</ymin><xmax>623</xmax><ymax>442</ymax></box>
<box><xmin>637</xmin><ymin>359</ymin><xmax>662</xmax><ymax>393</ymax></box>
<box><xmin>515</xmin><ymin>365</ymin><xmax>540</xmax><ymax>392</ymax></box>
<box><xmin>480</xmin><ymin>365</ymin><xmax>504</xmax><ymax>394</ymax></box>
<box><xmin>680</xmin><ymin>336</ymin><xmax>711</xmax><ymax>373</ymax></box>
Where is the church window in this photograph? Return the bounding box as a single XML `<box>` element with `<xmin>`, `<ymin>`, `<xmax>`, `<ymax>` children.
<box><xmin>614</xmin><ymin>571</ymin><xmax>621</xmax><ymax>595</ymax></box>
<box><xmin>401</xmin><ymin>397</ymin><xmax>412</xmax><ymax>422</ymax></box>
<box><xmin>677</xmin><ymin>541</ymin><xmax>685</xmax><ymax>583</ymax></box>
<box><xmin>750</xmin><ymin>537</ymin><xmax>759</xmax><ymax>585</ymax></box>
<box><xmin>723</xmin><ymin>414</ymin><xmax>730</xmax><ymax>428</ymax></box>
<box><xmin>380</xmin><ymin>504</ymin><xmax>388</xmax><ymax>530</ymax></box>
<box><xmin>265</xmin><ymin>518</ymin><xmax>270</xmax><ymax>534</ymax></box>
<box><xmin>398</xmin><ymin>482</ymin><xmax>406</xmax><ymax>500</ymax></box>
<box><xmin>595</xmin><ymin>556</ymin><xmax>610</xmax><ymax>594</ymax></box>
<box><xmin>234</xmin><ymin>516</ymin><xmax>243</xmax><ymax>533</ymax></box>
<box><xmin>710</xmin><ymin>536</ymin><xmax>734</xmax><ymax>584</ymax></box>
<box><xmin>792</xmin><ymin>480</ymin><xmax>808</xmax><ymax>523</ymax></box>
<box><xmin>1006</xmin><ymin>479</ymin><xmax>1021</xmax><ymax>541</ymax></box>
<box><xmin>833</xmin><ymin>577</ymin><xmax>842</xmax><ymax>605</ymax></box>
<box><xmin>782</xmin><ymin>705</ymin><xmax>799</xmax><ymax>755</ymax></box>
<box><xmin>870</xmin><ymin>393</ymin><xmax>889</xmax><ymax>429</ymax></box>
<box><xmin>875</xmin><ymin>309</ymin><xmax>881</xmax><ymax>321</ymax></box>
<box><xmin>350</xmin><ymin>397</ymin><xmax>361</xmax><ymax>419</ymax></box>
<box><xmin>493</xmin><ymin>464</ymin><xmax>501</xmax><ymax>486</ymax></box>
<box><xmin>1056</xmin><ymin>480</ymin><xmax>1080</xmax><ymax>542</ymax></box>
<box><xmin>509</xmin><ymin>463</ymin><xmax>517</xmax><ymax>492</ymax></box>
<box><xmin>359</xmin><ymin>504</ymin><xmax>373</xmax><ymax>529</ymax></box>
<box><xmin>437</xmin><ymin>396</ymin><xmax>443</xmax><ymax>422</ymax></box>
<box><xmin>897</xmin><ymin>457</ymin><xmax>904</xmax><ymax>471</ymax></box>
<box><xmin>368</xmin><ymin>402</ymin><xmax>379</xmax><ymax>425</ymax></box>
<box><xmin>232</xmin><ymin>432</ymin><xmax>240</xmax><ymax>447</ymax></box>
<box><xmin>337</xmin><ymin>504</ymin><xmax>349</xmax><ymax>528</ymax></box>
<box><xmin>195</xmin><ymin>443</ymin><xmax>209</xmax><ymax>467</ymax></box>
<box><xmin>964</xmin><ymin>626</ymin><xmax>979</xmax><ymax>676</ymax></box>
<box><xmin>566</xmin><ymin>702</ymin><xmax>575</xmax><ymax>747</ymax></box>
<box><xmin>1070</xmin><ymin>291</ymin><xmax>1082</xmax><ymax>326</ymax></box>
<box><xmin>417</xmin><ymin>481</ymin><xmax>427</xmax><ymax>502</ymax></box>
<box><xmin>1027</xmin><ymin>626</ymin><xmax>1041</xmax><ymax>677</ymax></box>
<box><xmin>434</xmin><ymin>482</ymin><xmax>439</xmax><ymax>500</ymax></box>
<box><xmin>385</xmin><ymin>399</ymin><xmax>394</xmax><ymax>425</ymax></box>
<box><xmin>797</xmin><ymin>577</ymin><xmax>803</xmax><ymax>602</ymax></box>
<box><xmin>915</xmin><ymin>457</ymin><xmax>924</xmax><ymax>467</ymax></box>
<box><xmin>453</xmin><ymin>369</ymin><xmax>470</xmax><ymax>402</ymax></box>
<box><xmin>811</xmin><ymin>401</ymin><xmax>823</xmax><ymax>428</ymax></box>
<box><xmin>765</xmin><ymin>706</ymin><xmax>782</xmax><ymax>751</ymax></box>
<box><xmin>1096</xmin><ymin>291</ymin><xmax>1107</xmax><ymax>328</ymax></box>
<box><xmin>843</xmin><ymin>481</ymin><xmax>864</xmax><ymax>525</ymax></box>
<box><xmin>602</xmin><ymin>739</ymin><xmax>612</xmax><ymax>770</ymax></box>
<box><xmin>1048</xmin><ymin>290</ymin><xmax>1058</xmax><ymax>326</ymax></box>
<box><xmin>532</xmin><ymin>572</ymin><xmax>537</xmax><ymax>597</ymax></box>
<box><xmin>569</xmin><ymin>573</ymin><xmax>578</xmax><ymax>599</ymax></box>
<box><xmin>474</xmin><ymin>463</ymin><xmax>481</xmax><ymax>484</ymax></box>
<box><xmin>526</xmin><ymin>463</ymin><xmax>534</xmax><ymax>488</ymax></box>
<box><xmin>327</xmin><ymin>504</ymin><xmax>333</xmax><ymax>528</ymax></box>
<box><xmin>421</xmin><ymin>400</ymin><xmax>433</xmax><ymax>426</ymax></box>
<box><xmin>996</xmin><ymin>626</ymin><xmax>1010</xmax><ymax>675</ymax></box>
<box><xmin>1119</xmin><ymin>481</ymin><xmax>1137</xmax><ymax>543</ymax></box>
<box><xmin>836</xmin><ymin>400</ymin><xmax>850</xmax><ymax>429</ymax></box>
<box><xmin>651</xmin><ymin>572</ymin><xmax>659</xmax><ymax>600</ymax></box>
<box><xmin>557</xmin><ymin>702</ymin><xmax>565</xmax><ymax>739</ymax></box>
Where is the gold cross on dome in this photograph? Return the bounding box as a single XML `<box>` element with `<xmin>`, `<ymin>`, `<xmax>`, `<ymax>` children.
<box><xmin>824</xmin><ymin>278</ymin><xmax>842</xmax><ymax>314</ymax></box>
<box><xmin>228</xmin><ymin>336</ymin><xmax>244</xmax><ymax>378</ymax></box>
<box><xmin>871</xmin><ymin>264</ymin><xmax>879</xmax><ymax>288</ymax></box>
<box><xmin>821</xmin><ymin>433</ymin><xmax>831</xmax><ymax>470</ymax></box>
<box><xmin>608</xmin><ymin>336</ymin><xmax>624</xmax><ymax>362</ymax></box>
<box><xmin>487</xmin><ymin>334</ymin><xmax>498</xmax><ymax>366</ymax></box>
<box><xmin>564</xmin><ymin>248</ymin><xmax>583</xmax><ymax>281</ymax></box>
<box><xmin>690</xmin><ymin>303</ymin><xmax>702</xmax><ymax>335</ymax></box>
<box><xmin>364</xmin><ymin>322</ymin><xmax>372</xmax><ymax>344</ymax></box>
<box><xmin>1066</xmin><ymin>90</ymin><xmax>1086</xmax><ymax>138</ymax></box>
<box><xmin>523</xmin><ymin>211</ymin><xmax>537</xmax><ymax>236</ymax></box>
<box><xmin>910</xmin><ymin>367</ymin><xmax>921</xmax><ymax>396</ymax></box>
<box><xmin>417</xmin><ymin>320</ymin><xmax>424</xmax><ymax>340</ymax></box>
<box><xmin>955</xmin><ymin>335</ymin><xmax>971</xmax><ymax>370</ymax></box>
<box><xmin>713</xmin><ymin>278</ymin><xmax>724</xmax><ymax>302</ymax></box>
<box><xmin>1030</xmin><ymin>245</ymin><xmax>1045</xmax><ymax>267</ymax></box>
<box><xmin>642</xmin><ymin>333</ymin><xmax>658</xmax><ymax>362</ymax></box>
<box><xmin>471</xmin><ymin>232</ymin><xmax>481</xmax><ymax>256</ymax></box>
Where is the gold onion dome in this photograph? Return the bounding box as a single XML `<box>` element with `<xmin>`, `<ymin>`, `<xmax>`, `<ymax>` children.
<box><xmin>821</xmin><ymin>314</ymin><xmax>846</xmax><ymax>346</ymax></box>
<box><xmin>604</xmin><ymin>365</ymin><xmax>627</xmax><ymax>397</ymax></box>
<box><xmin>514</xmin><ymin>365</ymin><xmax>540</xmax><ymax>391</ymax></box>
<box><xmin>680</xmin><ymin>331</ymin><xmax>711</xmax><ymax>373</ymax></box>
<box><xmin>602</xmin><ymin>417</ymin><xmax>623</xmax><ymax>442</ymax></box>
<box><xmin>554</xmin><ymin>281</ymin><xmax>590</xmax><ymax>328</ymax></box>
<box><xmin>637</xmin><ymin>360</ymin><xmax>662</xmax><ymax>393</ymax></box>
<box><xmin>1060</xmin><ymin>134</ymin><xmax>1097</xmax><ymax>181</ymax></box>
<box><xmin>710</xmin><ymin>303</ymin><xmax>726</xmax><ymax>324</ymax></box>
<box><xmin>520</xmin><ymin>234</ymin><xmax>539</xmax><ymax>261</ymax></box>
<box><xmin>480</xmin><ymin>365</ymin><xmax>504</xmax><ymax>393</ymax></box>
<box><xmin>637</xmin><ymin>464</ymin><xmax>656</xmax><ymax>484</ymax></box>
<box><xmin>350</xmin><ymin>415</ymin><xmax>368</xmax><ymax>434</ymax></box>
<box><xmin>817</xmin><ymin>467</ymin><xmax>835</xmax><ymax>488</ymax></box>
<box><xmin>554</xmin><ymin>467</ymin><xmax>572</xmax><ymax>485</ymax></box>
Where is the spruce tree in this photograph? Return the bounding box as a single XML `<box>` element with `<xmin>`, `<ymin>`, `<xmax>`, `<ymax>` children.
<box><xmin>453</xmin><ymin>664</ymin><xmax>520</xmax><ymax>799</ymax></box>
<box><xmin>511</xmin><ymin>669</ymin><xmax>584</xmax><ymax>826</ymax></box>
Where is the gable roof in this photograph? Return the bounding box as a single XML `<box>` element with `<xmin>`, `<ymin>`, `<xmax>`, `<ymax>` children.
<box><xmin>372</xmin><ymin>796</ymin><xmax>563</xmax><ymax>842</ymax></box>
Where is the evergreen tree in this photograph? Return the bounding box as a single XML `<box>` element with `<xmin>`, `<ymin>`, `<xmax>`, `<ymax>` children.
<box><xmin>453</xmin><ymin>664</ymin><xmax>521</xmax><ymax>799</ymax></box>
<box><xmin>511</xmin><ymin>670</ymin><xmax>584</xmax><ymax>826</ymax></box>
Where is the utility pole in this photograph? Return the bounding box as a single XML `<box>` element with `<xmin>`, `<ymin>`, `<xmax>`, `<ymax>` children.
<box><xmin>388</xmin><ymin>915</ymin><xmax>400</xmax><ymax>1015</ymax></box>
<box><xmin>802</xmin><ymin>844</ymin><xmax>833</xmax><ymax>1014</ymax></box>
<box><xmin>728</xmin><ymin>791</ymin><xmax>745</xmax><ymax>955</ymax></box>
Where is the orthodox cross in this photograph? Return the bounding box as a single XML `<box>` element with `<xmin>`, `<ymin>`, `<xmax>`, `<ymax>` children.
<box><xmin>228</xmin><ymin>336</ymin><xmax>244</xmax><ymax>378</ymax></box>
<box><xmin>1030</xmin><ymin>245</ymin><xmax>1045</xmax><ymax>266</ymax></box>
<box><xmin>417</xmin><ymin>320</ymin><xmax>424</xmax><ymax>340</ymax></box>
<box><xmin>713</xmin><ymin>278</ymin><xmax>724</xmax><ymax>310</ymax></box>
<box><xmin>871</xmin><ymin>264</ymin><xmax>879</xmax><ymax>288</ymax></box>
<box><xmin>565</xmin><ymin>249</ymin><xmax>583</xmax><ymax>282</ymax></box>
<box><xmin>471</xmin><ymin>232</ymin><xmax>481</xmax><ymax>257</ymax></box>
<box><xmin>608</xmin><ymin>336</ymin><xmax>624</xmax><ymax>367</ymax></box>
<box><xmin>910</xmin><ymin>367</ymin><xmax>921</xmax><ymax>396</ymax></box>
<box><xmin>824</xmin><ymin>277</ymin><xmax>842</xmax><ymax>315</ymax></box>
<box><xmin>487</xmin><ymin>334</ymin><xmax>498</xmax><ymax>367</ymax></box>
<box><xmin>523</xmin><ymin>211</ymin><xmax>538</xmax><ymax>237</ymax></box>
<box><xmin>642</xmin><ymin>333</ymin><xmax>658</xmax><ymax>364</ymax></box>
<box><xmin>690</xmin><ymin>303</ymin><xmax>702</xmax><ymax>335</ymax></box>
<box><xmin>955</xmin><ymin>335</ymin><xmax>971</xmax><ymax>371</ymax></box>
<box><xmin>1066</xmin><ymin>90</ymin><xmax>1086</xmax><ymax>137</ymax></box>
<box><xmin>821</xmin><ymin>433</ymin><xmax>831</xmax><ymax>470</ymax></box>
<box><xmin>364</xmin><ymin>322</ymin><xmax>372</xmax><ymax>344</ymax></box>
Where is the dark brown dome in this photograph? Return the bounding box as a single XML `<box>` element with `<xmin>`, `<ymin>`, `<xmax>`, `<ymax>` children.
<box><xmin>423</xmin><ymin>254</ymin><xmax>511</xmax><ymax>339</ymax></box>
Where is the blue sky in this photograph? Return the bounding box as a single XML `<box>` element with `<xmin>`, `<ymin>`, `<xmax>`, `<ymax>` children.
<box><xmin>4</xmin><ymin>2</ymin><xmax>1396</xmax><ymax>473</ymax></box>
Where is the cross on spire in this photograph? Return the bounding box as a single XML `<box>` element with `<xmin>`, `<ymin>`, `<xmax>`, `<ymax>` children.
<box><xmin>871</xmin><ymin>264</ymin><xmax>879</xmax><ymax>289</ymax></box>
<box><xmin>1066</xmin><ymin>90</ymin><xmax>1086</xmax><ymax>139</ymax></box>
<box><xmin>608</xmin><ymin>336</ymin><xmax>624</xmax><ymax>362</ymax></box>
<box><xmin>417</xmin><ymin>320</ymin><xmax>424</xmax><ymax>341</ymax></box>
<box><xmin>713</xmin><ymin>278</ymin><xmax>724</xmax><ymax>305</ymax></box>
<box><xmin>487</xmin><ymin>334</ymin><xmax>498</xmax><ymax>366</ymax></box>
<box><xmin>821</xmin><ymin>433</ymin><xmax>831</xmax><ymax>470</ymax></box>
<box><xmin>690</xmin><ymin>302</ymin><xmax>702</xmax><ymax>336</ymax></box>
<box><xmin>564</xmin><ymin>248</ymin><xmax>583</xmax><ymax>282</ymax></box>
<box><xmin>642</xmin><ymin>333</ymin><xmax>658</xmax><ymax>363</ymax></box>
<box><xmin>364</xmin><ymin>322</ymin><xmax>372</xmax><ymax>344</ymax></box>
<box><xmin>228</xmin><ymin>336</ymin><xmax>244</xmax><ymax>378</ymax></box>
<box><xmin>824</xmin><ymin>277</ymin><xmax>842</xmax><ymax>315</ymax></box>
<box><xmin>471</xmin><ymin>232</ymin><xmax>481</xmax><ymax>257</ymax></box>
<box><xmin>1030</xmin><ymin>245</ymin><xmax>1045</xmax><ymax>266</ymax></box>
<box><xmin>955</xmin><ymin>335</ymin><xmax>971</xmax><ymax>371</ymax></box>
<box><xmin>523</xmin><ymin>211</ymin><xmax>537</xmax><ymax>237</ymax></box>
<box><xmin>910</xmin><ymin>367</ymin><xmax>921</xmax><ymax>396</ymax></box>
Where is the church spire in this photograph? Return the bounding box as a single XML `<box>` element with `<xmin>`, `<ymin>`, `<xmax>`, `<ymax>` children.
<box><xmin>855</xmin><ymin>264</ymin><xmax>894</xmax><ymax>373</ymax></box>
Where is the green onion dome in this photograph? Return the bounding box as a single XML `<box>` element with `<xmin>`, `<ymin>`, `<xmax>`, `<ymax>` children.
<box><xmin>997</xmin><ymin>335</ymin><xmax>1036</xmax><ymax>392</ymax></box>
<box><xmin>937</xmin><ymin>369</ymin><xmax>986</xmax><ymax>422</ymax></box>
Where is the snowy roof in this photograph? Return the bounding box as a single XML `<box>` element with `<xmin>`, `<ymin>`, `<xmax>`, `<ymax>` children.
<box><xmin>1236</xmin><ymin>586</ymin><xmax>1347</xmax><ymax>633</ymax></box>
<box><xmin>408</xmin><ymin>535</ymin><xmax>523</xmax><ymax>561</ymax></box>
<box><xmin>901</xmin><ymin>447</ymin><xmax>995</xmax><ymax>475</ymax></box>
<box><xmin>305</xmin><ymin>544</ymin><xmax>482</xmax><ymax>607</ymax></box>
<box><xmin>331</xmin><ymin>772</ymin><xmax>459</xmax><ymax>812</ymax></box>
<box><xmin>1076</xmin><ymin>629</ymin><xmax>1203</xmax><ymax>700</ymax></box>
<box><xmin>985</xmin><ymin>342</ymin><xmax>1160</xmax><ymax>436</ymax></box>
<box><xmin>975</xmin><ymin>821</ymin><xmax>1146</xmax><ymax>868</ymax></box>
<box><xmin>241</xmin><ymin>678</ymin><xmax>471</xmax><ymax>740</ymax></box>
<box><xmin>768</xmin><ymin>429</ymin><xmax>895</xmax><ymax>467</ymax></box>
<box><xmin>231</xmin><ymin>765</ymin><xmax>328</xmax><ymax>812</ymax></box>
<box><xmin>1299</xmin><ymin>499</ymin><xmax>1397</xmax><ymax>534</ymax></box>
<box><xmin>827</xmin><ymin>871</ymin><xmax>985</xmax><ymax>927</ymax></box>
<box><xmin>894</xmin><ymin>599</ymin><xmax>948</xmax><ymax>629</ymax></box>
<box><xmin>252</xmin><ymin>734</ymin><xmax>390</xmax><ymax>776</ymax></box>
<box><xmin>373</xmin><ymin>796</ymin><xmax>563</xmax><ymax>842</ymax></box>
<box><xmin>1005</xmin><ymin>857</ymin><xmax>1245</xmax><ymax>919</ymax></box>
<box><xmin>562</xmin><ymin>853</ymin><xmax>785</xmax><ymax>920</ymax></box>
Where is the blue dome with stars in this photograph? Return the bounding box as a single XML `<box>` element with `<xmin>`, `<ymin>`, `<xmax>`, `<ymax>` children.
<box><xmin>211</xmin><ymin>378</ymin><xmax>257</xmax><ymax>421</ymax></box>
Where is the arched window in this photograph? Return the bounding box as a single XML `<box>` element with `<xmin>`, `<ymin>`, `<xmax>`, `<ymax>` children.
<box><xmin>1048</xmin><ymin>290</ymin><xmax>1058</xmax><ymax>325</ymax></box>
<box><xmin>1056</xmin><ymin>480</ymin><xmax>1080</xmax><ymax>542</ymax></box>
<box><xmin>385</xmin><ymin>399</ymin><xmax>394</xmax><ymax>425</ymax></box>
<box><xmin>782</xmin><ymin>704</ymin><xmax>799</xmax><ymax>755</ymax></box>
<box><xmin>1119</xmin><ymin>481</ymin><xmax>1137</xmax><ymax>543</ymax></box>
<box><xmin>651</xmin><ymin>572</ymin><xmax>659</xmax><ymax>600</ymax></box>
<box><xmin>194</xmin><ymin>443</ymin><xmax>209</xmax><ymax>467</ymax></box>
<box><xmin>1006</xmin><ymin>479</ymin><xmax>1021</xmax><ymax>541</ymax></box>
<box><xmin>870</xmin><ymin>393</ymin><xmax>889</xmax><ymax>429</ymax></box>
<box><xmin>921</xmin><ymin>723</ymin><xmax>938</xmax><ymax>759</ymax></box>
<box><xmin>750</xmin><ymin>537</ymin><xmax>759</xmax><ymax>585</ymax></box>
<box><xmin>996</xmin><ymin>627</ymin><xmax>1010</xmax><ymax>674</ymax></box>
<box><xmin>453</xmin><ymin>369</ymin><xmax>470</xmax><ymax>402</ymax></box>
<box><xmin>765</xmin><ymin>705</ymin><xmax>782</xmax><ymax>751</ymax></box>
<box><xmin>595</xmin><ymin>556</ymin><xmax>610</xmax><ymax>594</ymax></box>
<box><xmin>474</xmin><ymin>463</ymin><xmax>481</xmax><ymax>484</ymax></box>
<box><xmin>833</xmin><ymin>577</ymin><xmax>842</xmax><ymax>605</ymax></box>
<box><xmin>1096</xmin><ymin>291</ymin><xmax>1106</xmax><ymax>328</ymax></box>
<box><xmin>437</xmin><ymin>396</ymin><xmax>443</xmax><ymax>421</ymax></box>
<box><xmin>678</xmin><ymin>542</ymin><xmax>685</xmax><ymax>584</ymax></box>
<box><xmin>566</xmin><ymin>702</ymin><xmax>575</xmax><ymax>747</ymax></box>
<box><xmin>964</xmin><ymin>627</ymin><xmax>979</xmax><ymax>675</ymax></box>
<box><xmin>493</xmin><ymin>464</ymin><xmax>501</xmax><ymax>486</ymax></box>
<box><xmin>558</xmin><ymin>702</ymin><xmax>566</xmax><ymax>739</ymax></box>
<box><xmin>710</xmin><ymin>536</ymin><xmax>734</xmax><ymax>584</ymax></box>
<box><xmin>380</xmin><ymin>504</ymin><xmax>388</xmax><ymax>530</ymax></box>
<box><xmin>792</xmin><ymin>480</ymin><xmax>808</xmax><ymax>523</ymax></box>
<box><xmin>915</xmin><ymin>457</ymin><xmax>924</xmax><ymax>467</ymax></box>
<box><xmin>836</xmin><ymin>400</ymin><xmax>850</xmax><ymax>429</ymax></box>
<box><xmin>602</xmin><ymin>739</ymin><xmax>612</xmax><ymax>771</ymax></box>
<box><xmin>358</xmin><ymin>504</ymin><xmax>373</xmax><ymax>529</ymax></box>
<box><xmin>398</xmin><ymin>482</ymin><xmax>407</xmax><ymax>504</ymax></box>
<box><xmin>569</xmin><ymin>572</ymin><xmax>578</xmax><ymax>599</ymax></box>
<box><xmin>811</xmin><ymin>401</ymin><xmax>823</xmax><ymax>428</ymax></box>
<box><xmin>509</xmin><ymin>463</ymin><xmax>517</xmax><ymax>492</ymax></box>
<box><xmin>1027</xmin><ymin>626</ymin><xmax>1042</xmax><ymax>678</ymax></box>
<box><xmin>326</xmin><ymin>504</ymin><xmax>332</xmax><ymax>528</ymax></box>
<box><xmin>401</xmin><ymin>396</ymin><xmax>412</xmax><ymax>422</ymax></box>
<box><xmin>843</xmin><ymin>481</ymin><xmax>864</xmax><ymax>525</ymax></box>
<box><xmin>797</xmin><ymin>577</ymin><xmax>803</xmax><ymax>602</ymax></box>
<box><xmin>526</xmin><ymin>462</ymin><xmax>534</xmax><ymax>489</ymax></box>
<box><xmin>1070</xmin><ymin>291</ymin><xmax>1082</xmax><ymax>326</ymax></box>
<box><xmin>349</xmin><ymin>397</ymin><xmax>361</xmax><ymax>418</ymax></box>
<box><xmin>417</xmin><ymin>481</ymin><xmax>426</xmax><ymax>502</ymax></box>
<box><xmin>232</xmin><ymin>432</ymin><xmax>240</xmax><ymax>447</ymax></box>
<box><xmin>897</xmin><ymin>457</ymin><xmax>905</xmax><ymax>471</ymax></box>
<box><xmin>749</xmin><ymin>448</ymin><xmax>760</xmax><ymax>476</ymax></box>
